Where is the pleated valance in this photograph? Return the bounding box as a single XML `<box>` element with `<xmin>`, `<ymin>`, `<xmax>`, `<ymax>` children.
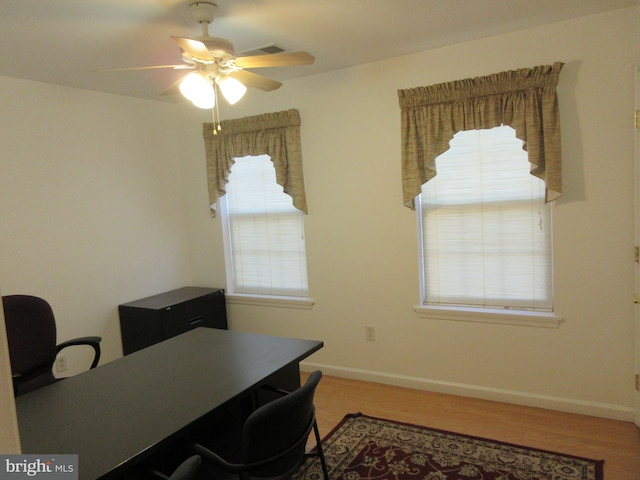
<box><xmin>203</xmin><ymin>108</ymin><xmax>308</xmax><ymax>216</ymax></box>
<box><xmin>398</xmin><ymin>62</ymin><xmax>564</xmax><ymax>209</ymax></box>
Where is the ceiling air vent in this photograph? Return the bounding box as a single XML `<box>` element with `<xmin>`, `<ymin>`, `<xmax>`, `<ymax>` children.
<box><xmin>239</xmin><ymin>44</ymin><xmax>286</xmax><ymax>57</ymax></box>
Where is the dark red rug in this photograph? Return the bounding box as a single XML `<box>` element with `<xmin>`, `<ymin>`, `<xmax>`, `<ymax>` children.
<box><xmin>294</xmin><ymin>413</ymin><xmax>603</xmax><ymax>480</ymax></box>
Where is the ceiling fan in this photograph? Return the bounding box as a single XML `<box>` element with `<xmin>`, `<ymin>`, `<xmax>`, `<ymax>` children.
<box><xmin>102</xmin><ymin>1</ymin><xmax>314</xmax><ymax>110</ymax></box>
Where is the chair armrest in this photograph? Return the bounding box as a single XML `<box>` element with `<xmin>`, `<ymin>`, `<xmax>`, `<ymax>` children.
<box><xmin>191</xmin><ymin>443</ymin><xmax>246</xmax><ymax>473</ymax></box>
<box><xmin>150</xmin><ymin>471</ymin><xmax>169</xmax><ymax>480</ymax></box>
<box><xmin>192</xmin><ymin>426</ymin><xmax>310</xmax><ymax>474</ymax></box>
<box><xmin>56</xmin><ymin>336</ymin><xmax>102</xmax><ymax>369</ymax></box>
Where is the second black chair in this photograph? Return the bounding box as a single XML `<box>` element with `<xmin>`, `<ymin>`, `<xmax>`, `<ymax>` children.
<box><xmin>192</xmin><ymin>370</ymin><xmax>330</xmax><ymax>480</ymax></box>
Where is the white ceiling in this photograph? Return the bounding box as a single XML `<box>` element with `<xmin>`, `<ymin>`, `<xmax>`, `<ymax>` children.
<box><xmin>0</xmin><ymin>0</ymin><xmax>635</xmax><ymax>102</ymax></box>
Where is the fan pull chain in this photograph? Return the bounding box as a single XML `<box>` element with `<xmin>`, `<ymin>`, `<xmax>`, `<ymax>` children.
<box><xmin>210</xmin><ymin>81</ymin><xmax>222</xmax><ymax>135</ymax></box>
<box><xmin>211</xmin><ymin>107</ymin><xmax>218</xmax><ymax>135</ymax></box>
<box><xmin>215</xmin><ymin>86</ymin><xmax>222</xmax><ymax>134</ymax></box>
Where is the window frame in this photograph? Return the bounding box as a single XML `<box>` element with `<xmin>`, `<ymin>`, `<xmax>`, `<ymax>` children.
<box><xmin>415</xmin><ymin>198</ymin><xmax>562</xmax><ymax>328</ymax></box>
<box><xmin>218</xmin><ymin>155</ymin><xmax>314</xmax><ymax>310</ymax></box>
<box><xmin>414</xmin><ymin>127</ymin><xmax>562</xmax><ymax>328</ymax></box>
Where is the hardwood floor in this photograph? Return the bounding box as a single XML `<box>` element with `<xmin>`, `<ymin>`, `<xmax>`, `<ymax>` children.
<box><xmin>303</xmin><ymin>372</ymin><xmax>640</xmax><ymax>479</ymax></box>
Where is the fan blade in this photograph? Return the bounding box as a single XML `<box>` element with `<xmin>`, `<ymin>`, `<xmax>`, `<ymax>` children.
<box><xmin>94</xmin><ymin>65</ymin><xmax>194</xmax><ymax>73</ymax></box>
<box><xmin>228</xmin><ymin>70</ymin><xmax>282</xmax><ymax>92</ymax></box>
<box><xmin>161</xmin><ymin>76</ymin><xmax>185</xmax><ymax>96</ymax></box>
<box><xmin>171</xmin><ymin>36</ymin><xmax>212</xmax><ymax>61</ymax></box>
<box><xmin>235</xmin><ymin>51</ymin><xmax>315</xmax><ymax>69</ymax></box>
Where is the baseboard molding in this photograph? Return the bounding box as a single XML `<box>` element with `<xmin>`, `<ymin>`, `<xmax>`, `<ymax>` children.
<box><xmin>300</xmin><ymin>361</ymin><xmax>635</xmax><ymax>423</ymax></box>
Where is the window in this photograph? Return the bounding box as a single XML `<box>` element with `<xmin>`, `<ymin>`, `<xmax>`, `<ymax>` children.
<box><xmin>398</xmin><ymin>64</ymin><xmax>563</xmax><ymax>326</ymax></box>
<box><xmin>418</xmin><ymin>126</ymin><xmax>553</xmax><ymax>313</ymax></box>
<box><xmin>220</xmin><ymin>155</ymin><xmax>309</xmax><ymax>301</ymax></box>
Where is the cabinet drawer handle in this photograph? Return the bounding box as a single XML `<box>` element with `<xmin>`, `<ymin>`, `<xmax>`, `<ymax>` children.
<box><xmin>189</xmin><ymin>316</ymin><xmax>204</xmax><ymax>326</ymax></box>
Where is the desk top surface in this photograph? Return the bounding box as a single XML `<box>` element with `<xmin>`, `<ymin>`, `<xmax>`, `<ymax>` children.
<box><xmin>16</xmin><ymin>328</ymin><xmax>322</xmax><ymax>479</ymax></box>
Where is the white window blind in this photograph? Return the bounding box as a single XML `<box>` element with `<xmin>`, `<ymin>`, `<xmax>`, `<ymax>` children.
<box><xmin>419</xmin><ymin>126</ymin><xmax>553</xmax><ymax>311</ymax></box>
<box><xmin>220</xmin><ymin>154</ymin><xmax>309</xmax><ymax>297</ymax></box>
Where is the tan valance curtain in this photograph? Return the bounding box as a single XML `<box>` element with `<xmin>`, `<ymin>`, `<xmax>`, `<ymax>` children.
<box><xmin>203</xmin><ymin>108</ymin><xmax>308</xmax><ymax>216</ymax></box>
<box><xmin>398</xmin><ymin>62</ymin><xmax>563</xmax><ymax>209</ymax></box>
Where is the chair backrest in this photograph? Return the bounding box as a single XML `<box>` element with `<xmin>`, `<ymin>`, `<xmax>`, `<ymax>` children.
<box><xmin>241</xmin><ymin>370</ymin><xmax>322</xmax><ymax>479</ymax></box>
<box><xmin>2</xmin><ymin>295</ymin><xmax>58</xmax><ymax>393</ymax></box>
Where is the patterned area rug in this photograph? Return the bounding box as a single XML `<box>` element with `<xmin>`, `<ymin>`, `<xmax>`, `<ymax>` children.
<box><xmin>294</xmin><ymin>413</ymin><xmax>603</xmax><ymax>480</ymax></box>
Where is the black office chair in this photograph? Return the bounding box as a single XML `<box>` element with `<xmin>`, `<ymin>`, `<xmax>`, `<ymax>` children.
<box><xmin>151</xmin><ymin>455</ymin><xmax>201</xmax><ymax>480</ymax></box>
<box><xmin>2</xmin><ymin>294</ymin><xmax>102</xmax><ymax>396</ymax></box>
<box><xmin>192</xmin><ymin>370</ymin><xmax>330</xmax><ymax>480</ymax></box>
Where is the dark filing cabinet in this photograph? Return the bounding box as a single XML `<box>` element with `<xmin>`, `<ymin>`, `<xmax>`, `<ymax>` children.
<box><xmin>119</xmin><ymin>286</ymin><xmax>227</xmax><ymax>354</ymax></box>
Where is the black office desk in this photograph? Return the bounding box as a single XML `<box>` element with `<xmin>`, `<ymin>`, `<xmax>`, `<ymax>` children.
<box><xmin>16</xmin><ymin>328</ymin><xmax>323</xmax><ymax>479</ymax></box>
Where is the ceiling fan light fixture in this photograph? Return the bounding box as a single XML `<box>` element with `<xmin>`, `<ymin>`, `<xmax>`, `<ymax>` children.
<box><xmin>191</xmin><ymin>93</ymin><xmax>216</xmax><ymax>109</ymax></box>
<box><xmin>217</xmin><ymin>76</ymin><xmax>247</xmax><ymax>105</ymax></box>
<box><xmin>97</xmin><ymin>0</ymin><xmax>314</xmax><ymax>118</ymax></box>
<box><xmin>179</xmin><ymin>71</ymin><xmax>215</xmax><ymax>109</ymax></box>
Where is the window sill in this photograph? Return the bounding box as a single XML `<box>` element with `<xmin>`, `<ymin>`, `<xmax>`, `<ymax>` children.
<box><xmin>226</xmin><ymin>294</ymin><xmax>315</xmax><ymax>310</ymax></box>
<box><xmin>414</xmin><ymin>305</ymin><xmax>563</xmax><ymax>328</ymax></box>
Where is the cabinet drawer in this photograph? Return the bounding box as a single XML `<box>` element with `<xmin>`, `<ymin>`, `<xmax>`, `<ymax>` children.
<box><xmin>160</xmin><ymin>291</ymin><xmax>226</xmax><ymax>339</ymax></box>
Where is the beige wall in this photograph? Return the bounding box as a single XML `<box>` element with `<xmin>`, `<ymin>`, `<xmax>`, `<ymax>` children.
<box><xmin>0</xmin><ymin>6</ymin><xmax>638</xmax><ymax>432</ymax></box>
<box><xmin>0</xmin><ymin>76</ymin><xmax>210</xmax><ymax>370</ymax></box>
<box><xmin>188</xmin><ymin>6</ymin><xmax>640</xmax><ymax>420</ymax></box>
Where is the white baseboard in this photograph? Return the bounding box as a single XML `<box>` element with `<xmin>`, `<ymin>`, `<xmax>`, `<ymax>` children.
<box><xmin>300</xmin><ymin>361</ymin><xmax>635</xmax><ymax>423</ymax></box>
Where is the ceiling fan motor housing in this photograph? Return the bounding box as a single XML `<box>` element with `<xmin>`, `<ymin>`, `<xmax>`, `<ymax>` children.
<box><xmin>199</xmin><ymin>36</ymin><xmax>235</xmax><ymax>62</ymax></box>
<box><xmin>188</xmin><ymin>2</ymin><xmax>234</xmax><ymax>62</ymax></box>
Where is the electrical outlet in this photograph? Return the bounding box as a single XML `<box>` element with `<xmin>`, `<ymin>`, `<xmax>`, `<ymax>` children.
<box><xmin>56</xmin><ymin>355</ymin><xmax>68</xmax><ymax>373</ymax></box>
<box><xmin>365</xmin><ymin>325</ymin><xmax>375</xmax><ymax>341</ymax></box>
